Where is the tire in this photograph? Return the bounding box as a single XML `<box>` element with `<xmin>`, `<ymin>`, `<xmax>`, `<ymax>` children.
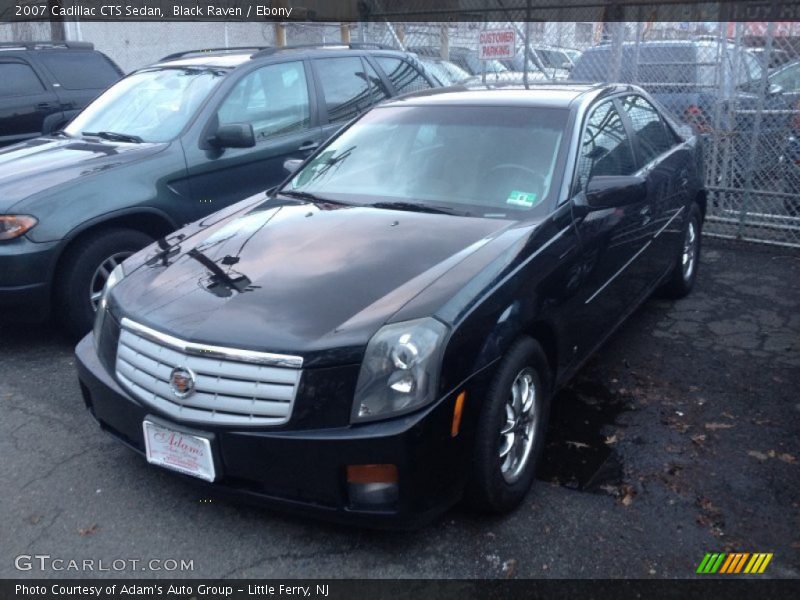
<box><xmin>56</xmin><ymin>228</ymin><xmax>152</xmax><ymax>339</ymax></box>
<box><xmin>466</xmin><ymin>337</ymin><xmax>551</xmax><ymax>514</ymax></box>
<box><xmin>659</xmin><ymin>202</ymin><xmax>702</xmax><ymax>299</ymax></box>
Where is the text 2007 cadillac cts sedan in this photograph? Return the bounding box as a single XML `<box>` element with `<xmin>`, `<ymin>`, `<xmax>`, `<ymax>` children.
<box><xmin>76</xmin><ymin>84</ymin><xmax>705</xmax><ymax>527</ymax></box>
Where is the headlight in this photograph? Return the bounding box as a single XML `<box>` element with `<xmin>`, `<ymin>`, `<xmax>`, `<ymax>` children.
<box><xmin>352</xmin><ymin>318</ymin><xmax>448</xmax><ymax>423</ymax></box>
<box><xmin>0</xmin><ymin>215</ymin><xmax>37</xmax><ymax>241</ymax></box>
<box><xmin>93</xmin><ymin>263</ymin><xmax>125</xmax><ymax>351</ymax></box>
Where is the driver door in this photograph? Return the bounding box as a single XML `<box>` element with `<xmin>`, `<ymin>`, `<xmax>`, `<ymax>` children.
<box><xmin>567</xmin><ymin>99</ymin><xmax>656</xmax><ymax>361</ymax></box>
<box><xmin>180</xmin><ymin>60</ymin><xmax>324</xmax><ymax>221</ymax></box>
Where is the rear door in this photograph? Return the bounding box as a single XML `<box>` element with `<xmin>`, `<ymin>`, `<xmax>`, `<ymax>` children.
<box><xmin>619</xmin><ymin>94</ymin><xmax>691</xmax><ymax>279</ymax></box>
<box><xmin>0</xmin><ymin>58</ymin><xmax>60</xmax><ymax>145</ymax></box>
<box><xmin>181</xmin><ymin>59</ymin><xmax>324</xmax><ymax>215</ymax></box>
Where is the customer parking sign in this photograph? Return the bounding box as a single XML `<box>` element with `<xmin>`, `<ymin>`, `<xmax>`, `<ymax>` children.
<box><xmin>478</xmin><ymin>28</ymin><xmax>516</xmax><ymax>60</ymax></box>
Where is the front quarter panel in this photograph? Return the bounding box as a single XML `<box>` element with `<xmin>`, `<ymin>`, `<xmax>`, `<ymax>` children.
<box><xmin>396</xmin><ymin>206</ymin><xmax>579</xmax><ymax>399</ymax></box>
<box><xmin>17</xmin><ymin>143</ymin><xmax>187</xmax><ymax>243</ymax></box>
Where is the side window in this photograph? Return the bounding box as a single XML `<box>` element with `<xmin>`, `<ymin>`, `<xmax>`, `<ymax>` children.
<box><xmin>0</xmin><ymin>62</ymin><xmax>45</xmax><ymax>96</ymax></box>
<box><xmin>575</xmin><ymin>101</ymin><xmax>636</xmax><ymax>190</ymax></box>
<box><xmin>315</xmin><ymin>57</ymin><xmax>377</xmax><ymax>124</ymax></box>
<box><xmin>374</xmin><ymin>57</ymin><xmax>433</xmax><ymax>95</ymax></box>
<box><xmin>364</xmin><ymin>59</ymin><xmax>391</xmax><ymax>104</ymax></box>
<box><xmin>217</xmin><ymin>61</ymin><xmax>310</xmax><ymax>141</ymax></box>
<box><xmin>620</xmin><ymin>95</ymin><xmax>676</xmax><ymax>165</ymax></box>
<box><xmin>37</xmin><ymin>52</ymin><xmax>120</xmax><ymax>90</ymax></box>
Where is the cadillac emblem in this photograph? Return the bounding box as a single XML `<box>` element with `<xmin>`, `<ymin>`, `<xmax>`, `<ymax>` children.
<box><xmin>169</xmin><ymin>366</ymin><xmax>196</xmax><ymax>399</ymax></box>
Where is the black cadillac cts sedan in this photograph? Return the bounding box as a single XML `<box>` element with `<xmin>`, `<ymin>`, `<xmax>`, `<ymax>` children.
<box><xmin>76</xmin><ymin>84</ymin><xmax>705</xmax><ymax>527</ymax></box>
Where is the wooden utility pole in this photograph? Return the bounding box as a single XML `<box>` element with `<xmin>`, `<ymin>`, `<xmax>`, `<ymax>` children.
<box><xmin>274</xmin><ymin>23</ymin><xmax>286</xmax><ymax>46</ymax></box>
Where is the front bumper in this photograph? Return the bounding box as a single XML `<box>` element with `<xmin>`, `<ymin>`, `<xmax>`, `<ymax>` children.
<box><xmin>0</xmin><ymin>236</ymin><xmax>59</xmax><ymax>321</ymax></box>
<box><xmin>76</xmin><ymin>334</ymin><xmax>481</xmax><ymax>529</ymax></box>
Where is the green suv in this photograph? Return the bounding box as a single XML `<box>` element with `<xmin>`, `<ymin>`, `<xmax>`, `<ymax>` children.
<box><xmin>0</xmin><ymin>44</ymin><xmax>438</xmax><ymax>336</ymax></box>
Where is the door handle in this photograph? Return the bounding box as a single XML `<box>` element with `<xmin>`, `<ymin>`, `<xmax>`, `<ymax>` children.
<box><xmin>298</xmin><ymin>141</ymin><xmax>319</xmax><ymax>152</ymax></box>
<box><xmin>37</xmin><ymin>102</ymin><xmax>54</xmax><ymax>109</ymax></box>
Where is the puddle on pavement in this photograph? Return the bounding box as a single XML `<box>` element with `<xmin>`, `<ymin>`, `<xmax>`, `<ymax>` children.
<box><xmin>537</xmin><ymin>379</ymin><xmax>632</xmax><ymax>492</ymax></box>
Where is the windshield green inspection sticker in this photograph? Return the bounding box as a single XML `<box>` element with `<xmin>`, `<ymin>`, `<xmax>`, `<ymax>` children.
<box><xmin>506</xmin><ymin>190</ymin><xmax>539</xmax><ymax>208</ymax></box>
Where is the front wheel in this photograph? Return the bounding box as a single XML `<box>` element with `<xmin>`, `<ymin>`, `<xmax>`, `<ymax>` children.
<box><xmin>659</xmin><ymin>203</ymin><xmax>702</xmax><ymax>299</ymax></box>
<box><xmin>466</xmin><ymin>337</ymin><xmax>551</xmax><ymax>513</ymax></box>
<box><xmin>56</xmin><ymin>228</ymin><xmax>152</xmax><ymax>339</ymax></box>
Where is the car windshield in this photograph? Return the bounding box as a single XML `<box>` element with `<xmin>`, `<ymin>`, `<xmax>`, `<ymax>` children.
<box><xmin>64</xmin><ymin>67</ymin><xmax>226</xmax><ymax>143</ymax></box>
<box><xmin>283</xmin><ymin>105</ymin><xmax>568</xmax><ymax>219</ymax></box>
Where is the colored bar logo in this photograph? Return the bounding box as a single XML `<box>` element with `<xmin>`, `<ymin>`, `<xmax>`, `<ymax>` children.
<box><xmin>697</xmin><ymin>553</ymin><xmax>773</xmax><ymax>574</ymax></box>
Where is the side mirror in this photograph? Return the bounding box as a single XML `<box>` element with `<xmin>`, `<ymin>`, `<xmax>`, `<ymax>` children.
<box><xmin>576</xmin><ymin>175</ymin><xmax>647</xmax><ymax>213</ymax></box>
<box><xmin>210</xmin><ymin>123</ymin><xmax>255</xmax><ymax>149</ymax></box>
<box><xmin>283</xmin><ymin>158</ymin><xmax>303</xmax><ymax>175</ymax></box>
<box><xmin>767</xmin><ymin>83</ymin><xmax>783</xmax><ymax>95</ymax></box>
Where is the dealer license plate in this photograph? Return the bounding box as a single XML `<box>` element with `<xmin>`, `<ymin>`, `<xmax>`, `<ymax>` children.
<box><xmin>142</xmin><ymin>420</ymin><xmax>216</xmax><ymax>482</ymax></box>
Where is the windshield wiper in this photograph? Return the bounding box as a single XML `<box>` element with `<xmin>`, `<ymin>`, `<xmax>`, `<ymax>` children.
<box><xmin>369</xmin><ymin>201</ymin><xmax>465</xmax><ymax>215</ymax></box>
<box><xmin>83</xmin><ymin>131</ymin><xmax>144</xmax><ymax>144</ymax></box>
<box><xmin>279</xmin><ymin>190</ymin><xmax>351</xmax><ymax>206</ymax></box>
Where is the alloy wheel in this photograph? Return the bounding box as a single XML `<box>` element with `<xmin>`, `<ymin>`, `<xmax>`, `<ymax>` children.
<box><xmin>499</xmin><ymin>367</ymin><xmax>539</xmax><ymax>484</ymax></box>
<box><xmin>682</xmin><ymin>220</ymin><xmax>697</xmax><ymax>282</ymax></box>
<box><xmin>89</xmin><ymin>252</ymin><xmax>133</xmax><ymax>311</ymax></box>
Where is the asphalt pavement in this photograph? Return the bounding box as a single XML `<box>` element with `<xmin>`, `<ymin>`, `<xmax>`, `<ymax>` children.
<box><xmin>1</xmin><ymin>237</ymin><xmax>798</xmax><ymax>579</ymax></box>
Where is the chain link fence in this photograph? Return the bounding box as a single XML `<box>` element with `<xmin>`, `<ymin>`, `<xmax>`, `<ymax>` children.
<box><xmin>357</xmin><ymin>20</ymin><xmax>800</xmax><ymax>248</ymax></box>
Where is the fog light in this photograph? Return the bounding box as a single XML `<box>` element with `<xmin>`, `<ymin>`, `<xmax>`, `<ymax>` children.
<box><xmin>346</xmin><ymin>464</ymin><xmax>398</xmax><ymax>508</ymax></box>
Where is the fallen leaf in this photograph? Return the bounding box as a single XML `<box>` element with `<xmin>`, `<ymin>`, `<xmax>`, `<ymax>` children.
<box><xmin>565</xmin><ymin>440</ymin><xmax>590</xmax><ymax>450</ymax></box>
<box><xmin>27</xmin><ymin>515</ymin><xmax>42</xmax><ymax>525</ymax></box>
<box><xmin>691</xmin><ymin>434</ymin><xmax>707</xmax><ymax>445</ymax></box>
<box><xmin>502</xmin><ymin>558</ymin><xmax>517</xmax><ymax>579</ymax></box>
<box><xmin>620</xmin><ymin>485</ymin><xmax>636</xmax><ymax>506</ymax></box>
<box><xmin>78</xmin><ymin>524</ymin><xmax>99</xmax><ymax>536</ymax></box>
<box><xmin>604</xmin><ymin>434</ymin><xmax>618</xmax><ymax>445</ymax></box>
<box><xmin>722</xmin><ymin>412</ymin><xmax>735</xmax><ymax>420</ymax></box>
<box><xmin>599</xmin><ymin>484</ymin><xmax>618</xmax><ymax>495</ymax></box>
<box><xmin>698</xmin><ymin>497</ymin><xmax>719</xmax><ymax>512</ymax></box>
<box><xmin>747</xmin><ymin>450</ymin><xmax>769</xmax><ymax>461</ymax></box>
<box><xmin>779</xmin><ymin>453</ymin><xmax>797</xmax><ymax>464</ymax></box>
<box><xmin>705</xmin><ymin>422</ymin><xmax>734</xmax><ymax>431</ymax></box>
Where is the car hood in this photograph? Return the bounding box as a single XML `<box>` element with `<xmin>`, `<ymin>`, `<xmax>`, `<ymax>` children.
<box><xmin>0</xmin><ymin>136</ymin><xmax>166</xmax><ymax>212</ymax></box>
<box><xmin>113</xmin><ymin>200</ymin><xmax>518</xmax><ymax>365</ymax></box>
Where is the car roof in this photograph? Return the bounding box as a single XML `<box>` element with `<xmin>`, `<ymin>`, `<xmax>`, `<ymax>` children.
<box><xmin>381</xmin><ymin>83</ymin><xmax>612</xmax><ymax>109</ymax></box>
<box><xmin>153</xmin><ymin>45</ymin><xmax>414</xmax><ymax>70</ymax></box>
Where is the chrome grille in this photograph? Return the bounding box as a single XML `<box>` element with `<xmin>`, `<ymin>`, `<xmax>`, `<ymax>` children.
<box><xmin>115</xmin><ymin>319</ymin><xmax>302</xmax><ymax>426</ymax></box>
